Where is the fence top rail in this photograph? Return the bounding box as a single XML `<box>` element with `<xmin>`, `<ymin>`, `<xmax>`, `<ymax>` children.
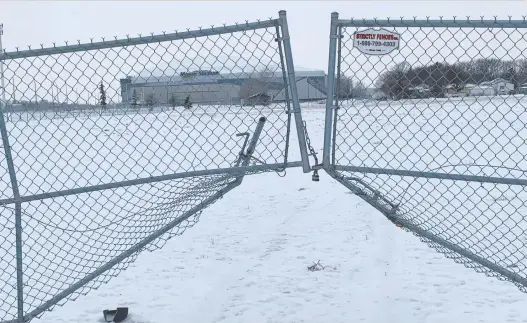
<box><xmin>0</xmin><ymin>18</ymin><xmax>280</xmax><ymax>61</ymax></box>
<box><xmin>336</xmin><ymin>17</ymin><xmax>527</xmax><ymax>29</ymax></box>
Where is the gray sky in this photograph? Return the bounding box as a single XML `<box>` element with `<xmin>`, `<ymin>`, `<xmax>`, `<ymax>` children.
<box><xmin>1</xmin><ymin>0</ymin><xmax>527</xmax><ymax>103</ymax></box>
<box><xmin>2</xmin><ymin>0</ymin><xmax>526</xmax><ymax>72</ymax></box>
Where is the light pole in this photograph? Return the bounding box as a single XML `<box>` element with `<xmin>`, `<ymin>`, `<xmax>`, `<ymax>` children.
<box><xmin>0</xmin><ymin>23</ymin><xmax>7</xmax><ymax>106</ymax></box>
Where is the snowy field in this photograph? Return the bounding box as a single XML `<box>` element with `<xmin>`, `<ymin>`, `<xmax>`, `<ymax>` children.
<box><xmin>333</xmin><ymin>95</ymin><xmax>527</xmax><ymax>281</ymax></box>
<box><xmin>0</xmin><ymin>103</ymin><xmax>292</xmax><ymax>198</ymax></box>
<box><xmin>0</xmin><ymin>101</ymin><xmax>294</xmax><ymax>322</ymax></box>
<box><xmin>335</xmin><ymin>95</ymin><xmax>527</xmax><ymax>174</ymax></box>
<box><xmin>31</xmin><ymin>165</ymin><xmax>527</xmax><ymax>323</ymax></box>
<box><xmin>1</xmin><ymin>99</ymin><xmax>527</xmax><ymax>323</ymax></box>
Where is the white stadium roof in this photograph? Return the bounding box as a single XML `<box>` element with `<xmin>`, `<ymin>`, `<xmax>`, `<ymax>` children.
<box><xmin>129</xmin><ymin>67</ymin><xmax>325</xmax><ymax>84</ymax></box>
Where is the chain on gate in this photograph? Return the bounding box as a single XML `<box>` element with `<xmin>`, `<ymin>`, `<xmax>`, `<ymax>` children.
<box><xmin>302</xmin><ymin>120</ymin><xmax>320</xmax><ymax>181</ymax></box>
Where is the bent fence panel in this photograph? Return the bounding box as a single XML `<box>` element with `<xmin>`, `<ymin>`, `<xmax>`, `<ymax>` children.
<box><xmin>0</xmin><ymin>10</ymin><xmax>309</xmax><ymax>322</ymax></box>
<box><xmin>323</xmin><ymin>13</ymin><xmax>527</xmax><ymax>293</ymax></box>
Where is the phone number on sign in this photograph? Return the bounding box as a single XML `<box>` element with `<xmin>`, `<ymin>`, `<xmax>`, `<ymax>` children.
<box><xmin>356</xmin><ymin>40</ymin><xmax>397</xmax><ymax>47</ymax></box>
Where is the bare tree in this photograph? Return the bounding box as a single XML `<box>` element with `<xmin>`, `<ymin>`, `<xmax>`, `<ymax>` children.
<box><xmin>239</xmin><ymin>66</ymin><xmax>274</xmax><ymax>101</ymax></box>
<box><xmin>376</xmin><ymin>61</ymin><xmax>412</xmax><ymax>99</ymax></box>
<box><xmin>376</xmin><ymin>57</ymin><xmax>527</xmax><ymax>99</ymax></box>
<box><xmin>352</xmin><ymin>80</ymin><xmax>368</xmax><ymax>98</ymax></box>
<box><xmin>145</xmin><ymin>93</ymin><xmax>156</xmax><ymax>107</ymax></box>
<box><xmin>256</xmin><ymin>66</ymin><xmax>274</xmax><ymax>82</ymax></box>
<box><xmin>168</xmin><ymin>93</ymin><xmax>178</xmax><ymax>109</ymax></box>
<box><xmin>336</xmin><ymin>73</ymin><xmax>354</xmax><ymax>99</ymax></box>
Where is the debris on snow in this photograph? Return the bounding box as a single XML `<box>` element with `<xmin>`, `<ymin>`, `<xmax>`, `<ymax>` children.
<box><xmin>308</xmin><ymin>260</ymin><xmax>325</xmax><ymax>272</ymax></box>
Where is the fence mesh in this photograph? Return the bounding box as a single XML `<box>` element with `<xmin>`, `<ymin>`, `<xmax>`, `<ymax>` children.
<box><xmin>0</xmin><ymin>206</ymin><xmax>16</xmax><ymax>322</ymax></box>
<box><xmin>0</xmin><ymin>21</ymin><xmax>294</xmax><ymax>199</ymax></box>
<box><xmin>327</xmin><ymin>18</ymin><xmax>527</xmax><ymax>292</ymax></box>
<box><xmin>20</xmin><ymin>175</ymin><xmax>239</xmax><ymax>320</ymax></box>
<box><xmin>6</xmin><ymin>10</ymin><xmax>527</xmax><ymax>322</ymax></box>
<box><xmin>0</xmin><ymin>14</ymin><xmax>303</xmax><ymax>322</ymax></box>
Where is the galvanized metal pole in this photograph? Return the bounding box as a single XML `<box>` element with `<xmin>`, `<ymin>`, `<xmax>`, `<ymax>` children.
<box><xmin>0</xmin><ymin>23</ymin><xmax>7</xmax><ymax>104</ymax></box>
<box><xmin>278</xmin><ymin>10</ymin><xmax>311</xmax><ymax>173</ymax></box>
<box><xmin>274</xmin><ymin>24</ymin><xmax>292</xmax><ymax>168</ymax></box>
<box><xmin>241</xmin><ymin>117</ymin><xmax>266</xmax><ymax>167</ymax></box>
<box><xmin>0</xmin><ymin>24</ymin><xmax>8</xmax><ymax>123</ymax></box>
<box><xmin>323</xmin><ymin>12</ymin><xmax>339</xmax><ymax>169</ymax></box>
<box><xmin>0</xmin><ymin>24</ymin><xmax>24</xmax><ymax>323</ymax></box>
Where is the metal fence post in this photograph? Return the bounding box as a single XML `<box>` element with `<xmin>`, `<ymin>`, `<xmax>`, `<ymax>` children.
<box><xmin>0</xmin><ymin>97</ymin><xmax>24</xmax><ymax>323</ymax></box>
<box><xmin>0</xmin><ymin>23</ymin><xmax>24</xmax><ymax>323</ymax></box>
<box><xmin>323</xmin><ymin>12</ymin><xmax>339</xmax><ymax>169</ymax></box>
<box><xmin>274</xmin><ymin>24</ymin><xmax>292</xmax><ymax>169</ymax></box>
<box><xmin>278</xmin><ymin>10</ymin><xmax>311</xmax><ymax>173</ymax></box>
<box><xmin>0</xmin><ymin>120</ymin><xmax>24</xmax><ymax>323</ymax></box>
<box><xmin>0</xmin><ymin>23</ymin><xmax>6</xmax><ymax>104</ymax></box>
<box><xmin>0</xmin><ymin>24</ymin><xmax>7</xmax><ymax>123</ymax></box>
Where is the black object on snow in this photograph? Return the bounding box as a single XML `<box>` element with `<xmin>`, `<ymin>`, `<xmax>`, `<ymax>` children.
<box><xmin>103</xmin><ymin>307</ymin><xmax>129</xmax><ymax>322</ymax></box>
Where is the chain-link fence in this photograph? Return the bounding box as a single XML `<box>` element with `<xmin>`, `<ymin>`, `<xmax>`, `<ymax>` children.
<box><xmin>323</xmin><ymin>13</ymin><xmax>527</xmax><ymax>293</ymax></box>
<box><xmin>0</xmin><ymin>10</ymin><xmax>311</xmax><ymax>323</ymax></box>
<box><xmin>5</xmin><ymin>8</ymin><xmax>527</xmax><ymax>322</ymax></box>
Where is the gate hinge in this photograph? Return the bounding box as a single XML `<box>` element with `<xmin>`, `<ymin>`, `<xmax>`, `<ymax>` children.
<box><xmin>275</xmin><ymin>36</ymin><xmax>290</xmax><ymax>42</ymax></box>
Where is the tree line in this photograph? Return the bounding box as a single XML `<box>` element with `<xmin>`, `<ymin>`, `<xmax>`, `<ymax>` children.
<box><xmin>130</xmin><ymin>89</ymin><xmax>192</xmax><ymax>109</ymax></box>
<box><xmin>375</xmin><ymin>58</ymin><xmax>527</xmax><ymax>99</ymax></box>
<box><xmin>98</xmin><ymin>81</ymin><xmax>193</xmax><ymax>109</ymax></box>
<box><xmin>335</xmin><ymin>74</ymin><xmax>368</xmax><ymax>99</ymax></box>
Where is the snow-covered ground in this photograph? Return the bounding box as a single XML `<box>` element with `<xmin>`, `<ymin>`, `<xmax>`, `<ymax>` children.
<box><xmin>332</xmin><ymin>95</ymin><xmax>527</xmax><ymax>284</ymax></box>
<box><xmin>30</xmin><ymin>166</ymin><xmax>527</xmax><ymax>323</ymax></box>
<box><xmin>9</xmin><ymin>103</ymin><xmax>522</xmax><ymax>323</ymax></box>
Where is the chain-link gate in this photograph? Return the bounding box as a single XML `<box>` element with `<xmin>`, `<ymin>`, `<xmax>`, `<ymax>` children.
<box><xmin>323</xmin><ymin>13</ymin><xmax>527</xmax><ymax>293</ymax></box>
<box><xmin>0</xmin><ymin>10</ymin><xmax>311</xmax><ymax>323</ymax></box>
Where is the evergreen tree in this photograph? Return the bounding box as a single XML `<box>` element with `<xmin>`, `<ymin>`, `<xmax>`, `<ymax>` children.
<box><xmin>131</xmin><ymin>89</ymin><xmax>137</xmax><ymax>106</ymax></box>
<box><xmin>99</xmin><ymin>82</ymin><xmax>107</xmax><ymax>106</ymax></box>
<box><xmin>184</xmin><ymin>95</ymin><xmax>192</xmax><ymax>109</ymax></box>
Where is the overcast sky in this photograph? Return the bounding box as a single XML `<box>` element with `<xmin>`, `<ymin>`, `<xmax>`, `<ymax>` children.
<box><xmin>2</xmin><ymin>0</ymin><xmax>527</xmax><ymax>72</ymax></box>
<box><xmin>1</xmin><ymin>1</ymin><xmax>527</xmax><ymax>103</ymax></box>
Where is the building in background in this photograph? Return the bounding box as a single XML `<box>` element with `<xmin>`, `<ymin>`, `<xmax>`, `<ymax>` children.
<box><xmin>119</xmin><ymin>67</ymin><xmax>327</xmax><ymax>106</ymax></box>
<box><xmin>468</xmin><ymin>85</ymin><xmax>495</xmax><ymax>97</ymax></box>
<box><xmin>480</xmin><ymin>78</ymin><xmax>514</xmax><ymax>95</ymax></box>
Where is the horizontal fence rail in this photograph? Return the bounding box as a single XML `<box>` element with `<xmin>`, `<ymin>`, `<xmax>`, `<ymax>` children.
<box><xmin>0</xmin><ymin>10</ymin><xmax>311</xmax><ymax>323</ymax></box>
<box><xmin>324</xmin><ymin>12</ymin><xmax>527</xmax><ymax>293</ymax></box>
<box><xmin>335</xmin><ymin>17</ymin><xmax>527</xmax><ymax>28</ymax></box>
<box><xmin>0</xmin><ymin>17</ymin><xmax>306</xmax><ymax>201</ymax></box>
